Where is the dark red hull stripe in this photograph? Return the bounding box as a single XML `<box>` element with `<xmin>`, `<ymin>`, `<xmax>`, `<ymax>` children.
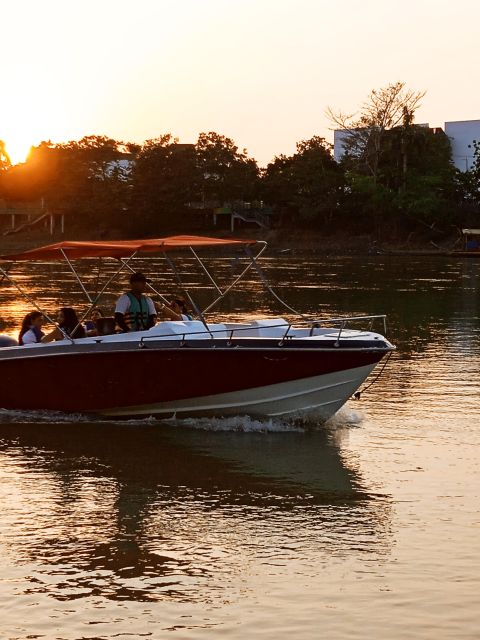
<box><xmin>0</xmin><ymin>348</ymin><xmax>387</xmax><ymax>412</ymax></box>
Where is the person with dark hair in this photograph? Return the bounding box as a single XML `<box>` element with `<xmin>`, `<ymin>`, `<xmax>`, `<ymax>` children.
<box><xmin>84</xmin><ymin>307</ymin><xmax>103</xmax><ymax>335</ymax></box>
<box><xmin>159</xmin><ymin>296</ymin><xmax>193</xmax><ymax>321</ymax></box>
<box><xmin>115</xmin><ymin>272</ymin><xmax>157</xmax><ymax>332</ymax></box>
<box><xmin>19</xmin><ymin>311</ymin><xmax>45</xmax><ymax>345</ymax></box>
<box><xmin>84</xmin><ymin>307</ymin><xmax>116</xmax><ymax>337</ymax></box>
<box><xmin>85</xmin><ymin>307</ymin><xmax>103</xmax><ymax>328</ymax></box>
<box><xmin>42</xmin><ymin>307</ymin><xmax>86</xmax><ymax>342</ymax></box>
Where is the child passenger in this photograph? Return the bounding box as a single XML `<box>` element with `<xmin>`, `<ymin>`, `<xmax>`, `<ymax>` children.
<box><xmin>84</xmin><ymin>307</ymin><xmax>103</xmax><ymax>335</ymax></box>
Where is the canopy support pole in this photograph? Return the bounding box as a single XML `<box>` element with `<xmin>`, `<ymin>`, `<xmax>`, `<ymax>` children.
<box><xmin>0</xmin><ymin>263</ymin><xmax>72</xmax><ymax>342</ymax></box>
<box><xmin>119</xmin><ymin>259</ymin><xmax>170</xmax><ymax>305</ymax></box>
<box><xmin>61</xmin><ymin>249</ymin><xmax>94</xmax><ymax>303</ymax></box>
<box><xmin>0</xmin><ymin>262</ymin><xmax>12</xmax><ymax>285</ymax></box>
<box><xmin>201</xmin><ymin>241</ymin><xmax>267</xmax><ymax>315</ymax></box>
<box><xmin>189</xmin><ymin>247</ymin><xmax>223</xmax><ymax>295</ymax></box>
<box><xmin>162</xmin><ymin>251</ymin><xmax>209</xmax><ymax>330</ymax></box>
<box><xmin>72</xmin><ymin>251</ymin><xmax>140</xmax><ymax>334</ymax></box>
<box><xmin>244</xmin><ymin>245</ymin><xmax>308</xmax><ymax>319</ymax></box>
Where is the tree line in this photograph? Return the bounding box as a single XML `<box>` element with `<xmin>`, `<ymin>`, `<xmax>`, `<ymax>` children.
<box><xmin>1</xmin><ymin>83</ymin><xmax>479</xmax><ymax>241</ymax></box>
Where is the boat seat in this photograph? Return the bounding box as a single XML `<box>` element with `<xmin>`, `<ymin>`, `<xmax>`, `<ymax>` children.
<box><xmin>233</xmin><ymin>318</ymin><xmax>289</xmax><ymax>338</ymax></box>
<box><xmin>95</xmin><ymin>316</ymin><xmax>116</xmax><ymax>335</ymax></box>
<box><xmin>147</xmin><ymin>321</ymin><xmax>229</xmax><ymax>339</ymax></box>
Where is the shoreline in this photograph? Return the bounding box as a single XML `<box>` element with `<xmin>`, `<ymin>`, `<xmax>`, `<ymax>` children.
<box><xmin>0</xmin><ymin>227</ymin><xmax>459</xmax><ymax>258</ymax></box>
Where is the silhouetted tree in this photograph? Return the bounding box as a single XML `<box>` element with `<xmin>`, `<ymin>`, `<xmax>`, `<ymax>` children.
<box><xmin>196</xmin><ymin>132</ymin><xmax>259</xmax><ymax>205</ymax></box>
<box><xmin>131</xmin><ymin>135</ymin><xmax>201</xmax><ymax>233</ymax></box>
<box><xmin>340</xmin><ymin>125</ymin><xmax>458</xmax><ymax>234</ymax></box>
<box><xmin>262</xmin><ymin>136</ymin><xmax>344</xmax><ymax>226</ymax></box>
<box><xmin>327</xmin><ymin>82</ymin><xmax>426</xmax><ymax>184</ymax></box>
<box><xmin>382</xmin><ymin>126</ymin><xmax>457</xmax><ymax>227</ymax></box>
<box><xmin>454</xmin><ymin>139</ymin><xmax>480</xmax><ymax>225</ymax></box>
<box><xmin>0</xmin><ymin>136</ymin><xmax>134</xmax><ymax>232</ymax></box>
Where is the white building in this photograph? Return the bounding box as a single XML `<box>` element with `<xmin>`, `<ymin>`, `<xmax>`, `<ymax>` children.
<box><xmin>105</xmin><ymin>157</ymin><xmax>134</xmax><ymax>180</ymax></box>
<box><xmin>444</xmin><ymin>120</ymin><xmax>480</xmax><ymax>171</ymax></box>
<box><xmin>333</xmin><ymin>120</ymin><xmax>480</xmax><ymax>172</ymax></box>
<box><xmin>333</xmin><ymin>129</ymin><xmax>351</xmax><ymax>163</ymax></box>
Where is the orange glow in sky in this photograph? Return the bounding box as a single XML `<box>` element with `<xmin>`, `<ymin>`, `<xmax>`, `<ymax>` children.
<box><xmin>2</xmin><ymin>0</ymin><xmax>480</xmax><ymax>166</ymax></box>
<box><xmin>3</xmin><ymin>137</ymin><xmax>32</xmax><ymax>166</ymax></box>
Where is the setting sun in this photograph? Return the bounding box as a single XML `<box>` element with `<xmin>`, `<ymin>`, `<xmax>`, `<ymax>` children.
<box><xmin>3</xmin><ymin>137</ymin><xmax>33</xmax><ymax>166</ymax></box>
<box><xmin>1</xmin><ymin>42</ymin><xmax>73</xmax><ymax>166</ymax></box>
<box><xmin>1</xmin><ymin>90</ymin><xmax>72</xmax><ymax>166</ymax></box>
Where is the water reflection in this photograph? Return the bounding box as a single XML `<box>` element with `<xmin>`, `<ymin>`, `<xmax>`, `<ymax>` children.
<box><xmin>0</xmin><ymin>422</ymin><xmax>392</xmax><ymax>603</ymax></box>
<box><xmin>2</xmin><ymin>254</ymin><xmax>480</xmax><ymax>639</ymax></box>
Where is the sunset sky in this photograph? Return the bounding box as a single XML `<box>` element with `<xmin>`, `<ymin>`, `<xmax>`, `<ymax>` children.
<box><xmin>2</xmin><ymin>0</ymin><xmax>480</xmax><ymax>166</ymax></box>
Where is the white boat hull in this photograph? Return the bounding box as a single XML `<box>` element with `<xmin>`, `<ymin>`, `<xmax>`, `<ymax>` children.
<box><xmin>101</xmin><ymin>363</ymin><xmax>377</xmax><ymax>420</ymax></box>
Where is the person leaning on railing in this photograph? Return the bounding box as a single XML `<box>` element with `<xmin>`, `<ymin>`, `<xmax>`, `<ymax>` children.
<box><xmin>158</xmin><ymin>296</ymin><xmax>193</xmax><ymax>321</ymax></box>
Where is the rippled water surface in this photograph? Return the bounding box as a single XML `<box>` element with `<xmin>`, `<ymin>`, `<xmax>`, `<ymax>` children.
<box><xmin>0</xmin><ymin>254</ymin><xmax>479</xmax><ymax>639</ymax></box>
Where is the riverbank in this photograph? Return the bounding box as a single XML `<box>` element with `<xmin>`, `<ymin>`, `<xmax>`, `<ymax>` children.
<box><xmin>0</xmin><ymin>227</ymin><xmax>458</xmax><ymax>257</ymax></box>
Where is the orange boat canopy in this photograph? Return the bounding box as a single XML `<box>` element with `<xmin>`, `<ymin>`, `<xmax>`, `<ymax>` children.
<box><xmin>0</xmin><ymin>235</ymin><xmax>260</xmax><ymax>262</ymax></box>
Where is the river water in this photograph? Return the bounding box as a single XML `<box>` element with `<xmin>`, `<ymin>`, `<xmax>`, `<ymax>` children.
<box><xmin>0</xmin><ymin>254</ymin><xmax>479</xmax><ymax>639</ymax></box>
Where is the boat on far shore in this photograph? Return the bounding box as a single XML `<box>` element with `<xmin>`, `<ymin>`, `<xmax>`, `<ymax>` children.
<box><xmin>450</xmin><ymin>228</ymin><xmax>480</xmax><ymax>257</ymax></box>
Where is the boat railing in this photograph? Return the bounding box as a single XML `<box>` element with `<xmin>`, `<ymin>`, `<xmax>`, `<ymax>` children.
<box><xmin>135</xmin><ymin>314</ymin><xmax>388</xmax><ymax>348</ymax></box>
<box><xmin>308</xmin><ymin>314</ymin><xmax>388</xmax><ymax>346</ymax></box>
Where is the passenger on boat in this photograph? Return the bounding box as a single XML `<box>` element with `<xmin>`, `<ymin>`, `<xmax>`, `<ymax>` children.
<box><xmin>19</xmin><ymin>311</ymin><xmax>45</xmax><ymax>345</ymax></box>
<box><xmin>85</xmin><ymin>308</ymin><xmax>116</xmax><ymax>336</ymax></box>
<box><xmin>114</xmin><ymin>272</ymin><xmax>157</xmax><ymax>332</ymax></box>
<box><xmin>84</xmin><ymin>307</ymin><xmax>103</xmax><ymax>336</ymax></box>
<box><xmin>42</xmin><ymin>307</ymin><xmax>86</xmax><ymax>342</ymax></box>
<box><xmin>159</xmin><ymin>296</ymin><xmax>193</xmax><ymax>321</ymax></box>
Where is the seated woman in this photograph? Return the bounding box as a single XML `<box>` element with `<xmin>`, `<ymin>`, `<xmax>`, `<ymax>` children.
<box><xmin>19</xmin><ymin>311</ymin><xmax>45</xmax><ymax>345</ymax></box>
<box><xmin>159</xmin><ymin>296</ymin><xmax>193</xmax><ymax>321</ymax></box>
<box><xmin>42</xmin><ymin>307</ymin><xmax>86</xmax><ymax>342</ymax></box>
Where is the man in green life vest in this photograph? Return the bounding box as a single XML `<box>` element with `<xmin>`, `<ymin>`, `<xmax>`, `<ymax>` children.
<box><xmin>114</xmin><ymin>272</ymin><xmax>157</xmax><ymax>332</ymax></box>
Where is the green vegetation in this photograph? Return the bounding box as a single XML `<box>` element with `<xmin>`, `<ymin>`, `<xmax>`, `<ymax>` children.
<box><xmin>1</xmin><ymin>83</ymin><xmax>479</xmax><ymax>243</ymax></box>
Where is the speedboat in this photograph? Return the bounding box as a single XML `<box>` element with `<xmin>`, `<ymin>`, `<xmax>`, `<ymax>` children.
<box><xmin>0</xmin><ymin>235</ymin><xmax>395</xmax><ymax>420</ymax></box>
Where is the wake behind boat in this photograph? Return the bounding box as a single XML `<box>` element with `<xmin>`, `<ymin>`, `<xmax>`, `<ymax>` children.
<box><xmin>0</xmin><ymin>235</ymin><xmax>395</xmax><ymax>420</ymax></box>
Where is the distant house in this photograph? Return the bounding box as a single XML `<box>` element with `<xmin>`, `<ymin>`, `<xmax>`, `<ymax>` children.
<box><xmin>334</xmin><ymin>119</ymin><xmax>480</xmax><ymax>172</ymax></box>
<box><xmin>0</xmin><ymin>198</ymin><xmax>64</xmax><ymax>236</ymax></box>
